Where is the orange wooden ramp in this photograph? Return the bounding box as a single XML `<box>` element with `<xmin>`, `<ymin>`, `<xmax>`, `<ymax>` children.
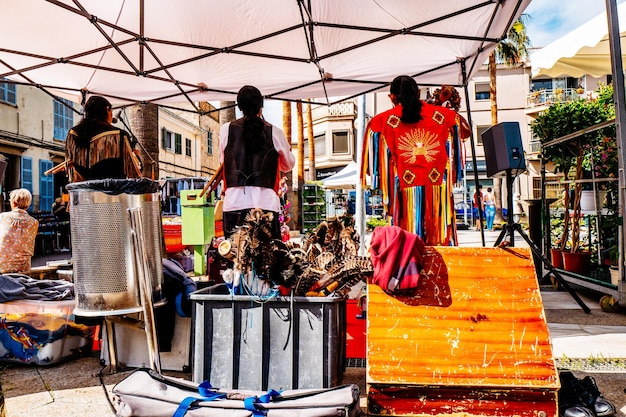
<box><xmin>367</xmin><ymin>246</ymin><xmax>559</xmax><ymax>417</ymax></box>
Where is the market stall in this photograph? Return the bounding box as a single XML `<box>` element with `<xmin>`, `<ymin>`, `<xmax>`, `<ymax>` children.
<box><xmin>0</xmin><ymin>1</ymin><xmax>540</xmax><ymax>415</ymax></box>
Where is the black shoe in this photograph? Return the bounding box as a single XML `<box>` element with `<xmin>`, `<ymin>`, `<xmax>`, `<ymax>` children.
<box><xmin>559</xmin><ymin>371</ymin><xmax>596</xmax><ymax>417</ymax></box>
<box><xmin>561</xmin><ymin>405</ymin><xmax>597</xmax><ymax>417</ymax></box>
<box><xmin>576</xmin><ymin>376</ymin><xmax>616</xmax><ymax>417</ymax></box>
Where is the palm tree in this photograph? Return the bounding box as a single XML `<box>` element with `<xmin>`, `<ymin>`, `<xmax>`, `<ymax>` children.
<box><xmin>128</xmin><ymin>103</ymin><xmax>159</xmax><ymax>179</ymax></box>
<box><xmin>489</xmin><ymin>16</ymin><xmax>531</xmax><ymax>224</ymax></box>
<box><xmin>282</xmin><ymin>101</ymin><xmax>297</xmax><ymax>229</ymax></box>
<box><xmin>306</xmin><ymin>101</ymin><xmax>316</xmax><ymax>181</ymax></box>
<box><xmin>296</xmin><ymin>101</ymin><xmax>305</xmax><ymax>232</ymax></box>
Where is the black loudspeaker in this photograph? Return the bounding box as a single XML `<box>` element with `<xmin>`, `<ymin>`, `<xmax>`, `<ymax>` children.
<box><xmin>481</xmin><ymin>122</ymin><xmax>526</xmax><ymax>178</ymax></box>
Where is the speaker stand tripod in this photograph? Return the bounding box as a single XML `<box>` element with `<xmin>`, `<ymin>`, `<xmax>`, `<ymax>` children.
<box><xmin>493</xmin><ymin>170</ymin><xmax>591</xmax><ymax>314</ymax></box>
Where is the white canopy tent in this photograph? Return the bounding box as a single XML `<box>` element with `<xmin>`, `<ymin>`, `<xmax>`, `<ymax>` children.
<box><xmin>1</xmin><ymin>0</ymin><xmax>530</xmax><ymax>253</ymax></box>
<box><xmin>532</xmin><ymin>2</ymin><xmax>626</xmax><ymax>79</ymax></box>
<box><xmin>1</xmin><ymin>0</ymin><xmax>529</xmax><ymax>108</ymax></box>
<box><xmin>321</xmin><ymin>162</ymin><xmax>366</xmax><ymax>189</ymax></box>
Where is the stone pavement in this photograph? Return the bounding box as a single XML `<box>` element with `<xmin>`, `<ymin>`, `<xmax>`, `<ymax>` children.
<box><xmin>2</xmin><ymin>226</ymin><xmax>625</xmax><ymax>416</ymax></box>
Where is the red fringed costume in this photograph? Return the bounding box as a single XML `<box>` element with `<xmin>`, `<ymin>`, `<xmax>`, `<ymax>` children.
<box><xmin>361</xmin><ymin>101</ymin><xmax>470</xmax><ymax>246</ymax></box>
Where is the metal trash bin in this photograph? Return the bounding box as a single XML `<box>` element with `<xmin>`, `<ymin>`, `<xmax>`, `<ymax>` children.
<box><xmin>67</xmin><ymin>178</ymin><xmax>163</xmax><ymax>316</ymax></box>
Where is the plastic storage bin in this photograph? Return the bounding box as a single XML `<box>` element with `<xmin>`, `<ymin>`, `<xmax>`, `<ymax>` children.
<box><xmin>0</xmin><ymin>299</ymin><xmax>94</xmax><ymax>365</ymax></box>
<box><xmin>190</xmin><ymin>284</ymin><xmax>346</xmax><ymax>390</ymax></box>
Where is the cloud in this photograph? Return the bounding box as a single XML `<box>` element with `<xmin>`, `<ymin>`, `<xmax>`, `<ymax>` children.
<box><xmin>524</xmin><ymin>0</ymin><xmax>626</xmax><ymax>48</ymax></box>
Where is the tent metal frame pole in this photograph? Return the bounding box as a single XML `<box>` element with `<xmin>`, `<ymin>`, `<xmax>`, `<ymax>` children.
<box><xmin>605</xmin><ymin>0</ymin><xmax>626</xmax><ymax>303</ymax></box>
<box><xmin>356</xmin><ymin>94</ymin><xmax>367</xmax><ymax>256</ymax></box>
<box><xmin>462</xmin><ymin>60</ymin><xmax>486</xmax><ymax>246</ymax></box>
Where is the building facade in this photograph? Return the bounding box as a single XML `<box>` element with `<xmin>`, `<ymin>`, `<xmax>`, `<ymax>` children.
<box><xmin>0</xmin><ymin>81</ymin><xmax>70</xmax><ymax>212</ymax></box>
<box><xmin>0</xmin><ymin>82</ymin><xmax>221</xmax><ymax>214</ymax></box>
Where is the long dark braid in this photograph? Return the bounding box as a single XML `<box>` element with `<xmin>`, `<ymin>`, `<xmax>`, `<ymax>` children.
<box><xmin>237</xmin><ymin>85</ymin><xmax>266</xmax><ymax>153</ymax></box>
<box><xmin>390</xmin><ymin>75</ymin><xmax>423</xmax><ymax>124</ymax></box>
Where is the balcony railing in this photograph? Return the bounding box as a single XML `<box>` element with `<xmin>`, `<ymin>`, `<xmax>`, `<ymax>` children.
<box><xmin>311</xmin><ymin>101</ymin><xmax>357</xmax><ymax>120</ymax></box>
<box><xmin>529</xmin><ymin>140</ymin><xmax>542</xmax><ymax>153</ymax></box>
<box><xmin>526</xmin><ymin>88</ymin><xmax>585</xmax><ymax>108</ymax></box>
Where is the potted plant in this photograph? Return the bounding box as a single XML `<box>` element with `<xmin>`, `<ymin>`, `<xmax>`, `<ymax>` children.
<box><xmin>531</xmin><ymin>85</ymin><xmax>616</xmax><ymax>274</ymax></box>
<box><xmin>549</xmin><ymin>207</ymin><xmax>567</xmax><ymax>269</ymax></box>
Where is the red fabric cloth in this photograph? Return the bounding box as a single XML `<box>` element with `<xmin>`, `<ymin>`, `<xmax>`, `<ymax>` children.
<box><xmin>369</xmin><ymin>225</ymin><xmax>425</xmax><ymax>293</ymax></box>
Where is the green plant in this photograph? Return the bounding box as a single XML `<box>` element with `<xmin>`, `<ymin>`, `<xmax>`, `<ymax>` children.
<box><xmin>532</xmin><ymin>84</ymin><xmax>615</xmax><ymax>253</ymax></box>
<box><xmin>366</xmin><ymin>216</ymin><xmax>388</xmax><ymax>231</ymax></box>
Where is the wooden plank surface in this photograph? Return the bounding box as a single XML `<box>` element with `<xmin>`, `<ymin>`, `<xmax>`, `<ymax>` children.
<box><xmin>367</xmin><ymin>246</ymin><xmax>559</xmax><ymax>389</ymax></box>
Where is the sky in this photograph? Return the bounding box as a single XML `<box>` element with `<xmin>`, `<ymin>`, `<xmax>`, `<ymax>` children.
<box><xmin>524</xmin><ymin>0</ymin><xmax>626</xmax><ymax>48</ymax></box>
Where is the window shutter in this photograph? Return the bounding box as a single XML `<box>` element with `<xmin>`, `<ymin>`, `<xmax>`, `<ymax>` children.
<box><xmin>39</xmin><ymin>159</ymin><xmax>54</xmax><ymax>212</ymax></box>
<box><xmin>21</xmin><ymin>156</ymin><xmax>33</xmax><ymax>210</ymax></box>
<box><xmin>175</xmin><ymin>133</ymin><xmax>182</xmax><ymax>154</ymax></box>
<box><xmin>162</xmin><ymin>127</ymin><xmax>168</xmax><ymax>149</ymax></box>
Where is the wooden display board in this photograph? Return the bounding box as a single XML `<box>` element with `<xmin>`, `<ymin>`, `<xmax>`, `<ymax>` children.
<box><xmin>367</xmin><ymin>246</ymin><xmax>559</xmax><ymax>417</ymax></box>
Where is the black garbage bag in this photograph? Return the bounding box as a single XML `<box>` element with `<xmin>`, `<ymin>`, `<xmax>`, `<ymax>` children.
<box><xmin>66</xmin><ymin>178</ymin><xmax>159</xmax><ymax>195</ymax></box>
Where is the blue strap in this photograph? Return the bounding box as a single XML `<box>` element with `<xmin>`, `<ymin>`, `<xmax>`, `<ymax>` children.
<box><xmin>173</xmin><ymin>397</ymin><xmax>199</xmax><ymax>417</ymax></box>
<box><xmin>243</xmin><ymin>389</ymin><xmax>282</xmax><ymax>417</ymax></box>
<box><xmin>172</xmin><ymin>381</ymin><xmax>226</xmax><ymax>417</ymax></box>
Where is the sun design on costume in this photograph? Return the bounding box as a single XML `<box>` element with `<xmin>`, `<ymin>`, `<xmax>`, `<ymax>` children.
<box><xmin>398</xmin><ymin>128</ymin><xmax>440</xmax><ymax>164</ymax></box>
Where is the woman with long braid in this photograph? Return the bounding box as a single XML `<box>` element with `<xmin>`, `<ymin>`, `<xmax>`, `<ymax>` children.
<box><xmin>361</xmin><ymin>76</ymin><xmax>470</xmax><ymax>245</ymax></box>
<box><xmin>219</xmin><ymin>85</ymin><xmax>295</xmax><ymax>239</ymax></box>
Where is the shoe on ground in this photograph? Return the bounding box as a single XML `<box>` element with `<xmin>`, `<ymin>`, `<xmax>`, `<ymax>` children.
<box><xmin>559</xmin><ymin>371</ymin><xmax>596</xmax><ymax>417</ymax></box>
<box><xmin>561</xmin><ymin>405</ymin><xmax>597</xmax><ymax>417</ymax></box>
<box><xmin>558</xmin><ymin>371</ymin><xmax>617</xmax><ymax>417</ymax></box>
<box><xmin>577</xmin><ymin>376</ymin><xmax>617</xmax><ymax>417</ymax></box>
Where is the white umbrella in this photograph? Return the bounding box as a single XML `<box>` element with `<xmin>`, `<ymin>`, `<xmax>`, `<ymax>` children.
<box><xmin>321</xmin><ymin>162</ymin><xmax>371</xmax><ymax>189</ymax></box>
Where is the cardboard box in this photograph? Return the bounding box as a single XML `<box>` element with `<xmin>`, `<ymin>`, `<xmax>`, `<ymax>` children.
<box><xmin>100</xmin><ymin>314</ymin><xmax>192</xmax><ymax>372</ymax></box>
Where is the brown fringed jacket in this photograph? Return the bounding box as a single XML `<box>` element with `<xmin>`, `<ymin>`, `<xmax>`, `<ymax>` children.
<box><xmin>65</xmin><ymin>120</ymin><xmax>141</xmax><ymax>183</ymax></box>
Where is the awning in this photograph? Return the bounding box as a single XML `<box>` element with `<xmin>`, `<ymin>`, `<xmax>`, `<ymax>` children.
<box><xmin>532</xmin><ymin>2</ymin><xmax>626</xmax><ymax>79</ymax></box>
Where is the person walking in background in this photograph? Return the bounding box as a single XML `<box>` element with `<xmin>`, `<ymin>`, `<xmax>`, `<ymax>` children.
<box><xmin>0</xmin><ymin>189</ymin><xmax>39</xmax><ymax>273</ymax></box>
<box><xmin>473</xmin><ymin>185</ymin><xmax>484</xmax><ymax>231</ymax></box>
<box><xmin>65</xmin><ymin>95</ymin><xmax>142</xmax><ymax>183</ymax></box>
<box><xmin>219</xmin><ymin>85</ymin><xmax>295</xmax><ymax>239</ymax></box>
<box><xmin>484</xmin><ymin>186</ymin><xmax>496</xmax><ymax>231</ymax></box>
<box><xmin>513</xmin><ymin>192</ymin><xmax>524</xmax><ymax>224</ymax></box>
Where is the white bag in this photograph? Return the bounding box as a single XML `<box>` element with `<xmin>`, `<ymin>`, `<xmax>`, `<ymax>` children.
<box><xmin>113</xmin><ymin>368</ymin><xmax>362</xmax><ymax>417</ymax></box>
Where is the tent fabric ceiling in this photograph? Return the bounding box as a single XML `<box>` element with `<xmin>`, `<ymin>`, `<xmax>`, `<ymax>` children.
<box><xmin>531</xmin><ymin>2</ymin><xmax>626</xmax><ymax>79</ymax></box>
<box><xmin>2</xmin><ymin>0</ymin><xmax>529</xmax><ymax>109</ymax></box>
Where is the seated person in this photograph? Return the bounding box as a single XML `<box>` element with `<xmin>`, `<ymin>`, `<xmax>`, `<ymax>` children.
<box><xmin>0</xmin><ymin>189</ymin><xmax>39</xmax><ymax>273</ymax></box>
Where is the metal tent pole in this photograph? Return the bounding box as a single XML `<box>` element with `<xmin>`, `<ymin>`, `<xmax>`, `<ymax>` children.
<box><xmin>128</xmin><ymin>207</ymin><xmax>162</xmax><ymax>373</ymax></box>
<box><xmin>356</xmin><ymin>94</ymin><xmax>367</xmax><ymax>255</ymax></box>
<box><xmin>605</xmin><ymin>0</ymin><xmax>626</xmax><ymax>304</ymax></box>
<box><xmin>462</xmin><ymin>60</ymin><xmax>485</xmax><ymax>246</ymax></box>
